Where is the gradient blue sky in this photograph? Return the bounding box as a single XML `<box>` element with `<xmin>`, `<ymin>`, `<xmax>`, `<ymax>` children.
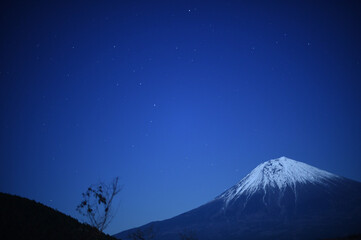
<box><xmin>1</xmin><ymin>0</ymin><xmax>361</xmax><ymax>235</ymax></box>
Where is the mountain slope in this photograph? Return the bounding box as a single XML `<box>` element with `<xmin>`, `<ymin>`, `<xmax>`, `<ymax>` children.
<box><xmin>0</xmin><ymin>192</ymin><xmax>116</xmax><ymax>240</ymax></box>
<box><xmin>115</xmin><ymin>157</ymin><xmax>361</xmax><ymax>240</ymax></box>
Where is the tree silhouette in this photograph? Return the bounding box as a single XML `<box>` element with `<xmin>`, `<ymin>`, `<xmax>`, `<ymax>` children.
<box><xmin>77</xmin><ymin>177</ymin><xmax>121</xmax><ymax>232</ymax></box>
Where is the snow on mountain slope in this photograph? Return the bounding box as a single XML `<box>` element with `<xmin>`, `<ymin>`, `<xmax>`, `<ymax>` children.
<box><xmin>217</xmin><ymin>156</ymin><xmax>340</xmax><ymax>203</ymax></box>
<box><xmin>115</xmin><ymin>156</ymin><xmax>361</xmax><ymax>240</ymax></box>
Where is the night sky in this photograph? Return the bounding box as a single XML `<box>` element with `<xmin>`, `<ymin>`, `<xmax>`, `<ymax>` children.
<box><xmin>1</xmin><ymin>0</ymin><xmax>361</xmax><ymax>235</ymax></box>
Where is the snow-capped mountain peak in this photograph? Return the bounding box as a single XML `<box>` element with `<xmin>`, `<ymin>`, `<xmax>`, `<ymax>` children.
<box><xmin>218</xmin><ymin>156</ymin><xmax>339</xmax><ymax>202</ymax></box>
<box><xmin>116</xmin><ymin>156</ymin><xmax>361</xmax><ymax>240</ymax></box>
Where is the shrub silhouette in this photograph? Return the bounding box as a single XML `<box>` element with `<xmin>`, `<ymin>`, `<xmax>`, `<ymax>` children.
<box><xmin>77</xmin><ymin>177</ymin><xmax>121</xmax><ymax>232</ymax></box>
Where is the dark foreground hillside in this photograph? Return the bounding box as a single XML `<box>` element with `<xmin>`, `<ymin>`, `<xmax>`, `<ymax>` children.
<box><xmin>0</xmin><ymin>192</ymin><xmax>116</xmax><ymax>240</ymax></box>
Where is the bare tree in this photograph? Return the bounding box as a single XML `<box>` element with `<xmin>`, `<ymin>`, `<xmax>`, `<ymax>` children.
<box><xmin>77</xmin><ymin>177</ymin><xmax>121</xmax><ymax>232</ymax></box>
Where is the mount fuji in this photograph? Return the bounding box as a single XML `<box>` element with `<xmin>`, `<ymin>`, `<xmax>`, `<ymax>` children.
<box><xmin>115</xmin><ymin>157</ymin><xmax>361</xmax><ymax>240</ymax></box>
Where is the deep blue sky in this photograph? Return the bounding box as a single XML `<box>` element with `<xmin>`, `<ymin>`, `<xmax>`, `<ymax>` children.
<box><xmin>1</xmin><ymin>0</ymin><xmax>361</xmax><ymax>235</ymax></box>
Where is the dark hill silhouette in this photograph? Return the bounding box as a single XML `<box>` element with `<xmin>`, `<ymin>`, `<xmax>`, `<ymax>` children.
<box><xmin>0</xmin><ymin>192</ymin><xmax>116</xmax><ymax>240</ymax></box>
